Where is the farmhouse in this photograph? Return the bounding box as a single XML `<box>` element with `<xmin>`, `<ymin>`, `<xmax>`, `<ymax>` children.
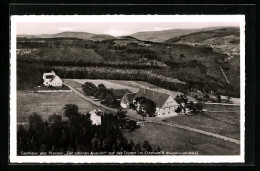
<box><xmin>120</xmin><ymin>93</ymin><xmax>136</xmax><ymax>109</ymax></box>
<box><xmin>121</xmin><ymin>88</ymin><xmax>179</xmax><ymax>117</ymax></box>
<box><xmin>89</xmin><ymin>109</ymin><xmax>103</xmax><ymax>125</ymax></box>
<box><xmin>42</xmin><ymin>71</ymin><xmax>63</xmax><ymax>87</ymax></box>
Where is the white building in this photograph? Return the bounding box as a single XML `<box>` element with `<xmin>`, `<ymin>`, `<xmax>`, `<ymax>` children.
<box><xmin>121</xmin><ymin>88</ymin><xmax>180</xmax><ymax>117</ymax></box>
<box><xmin>42</xmin><ymin>71</ymin><xmax>63</xmax><ymax>87</ymax></box>
<box><xmin>89</xmin><ymin>109</ymin><xmax>103</xmax><ymax>125</ymax></box>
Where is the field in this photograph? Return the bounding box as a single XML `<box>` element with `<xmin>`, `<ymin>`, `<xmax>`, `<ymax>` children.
<box><xmin>65</xmin><ymin>79</ymin><xmax>183</xmax><ymax>97</ymax></box>
<box><xmin>73</xmin><ymin>79</ymin><xmax>139</xmax><ymax>93</ymax></box>
<box><xmin>17</xmin><ymin>90</ymin><xmax>111</xmax><ymax>123</ymax></box>
<box><xmin>163</xmin><ymin>111</ymin><xmax>240</xmax><ymax>140</ymax></box>
<box><xmin>123</xmin><ymin>122</ymin><xmax>239</xmax><ymax>155</ymax></box>
<box><xmin>203</xmin><ymin>103</ymin><xmax>240</xmax><ymax>112</ymax></box>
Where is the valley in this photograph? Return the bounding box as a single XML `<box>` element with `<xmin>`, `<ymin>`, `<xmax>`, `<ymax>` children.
<box><xmin>17</xmin><ymin>26</ymin><xmax>240</xmax><ymax>98</ymax></box>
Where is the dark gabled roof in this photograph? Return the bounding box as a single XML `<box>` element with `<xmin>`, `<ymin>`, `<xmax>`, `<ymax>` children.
<box><xmin>95</xmin><ymin>111</ymin><xmax>103</xmax><ymax>116</ymax></box>
<box><xmin>45</xmin><ymin>75</ymin><xmax>54</xmax><ymax>79</ymax></box>
<box><xmin>49</xmin><ymin>75</ymin><xmax>57</xmax><ymax>82</ymax></box>
<box><xmin>134</xmin><ymin>88</ymin><xmax>170</xmax><ymax>108</ymax></box>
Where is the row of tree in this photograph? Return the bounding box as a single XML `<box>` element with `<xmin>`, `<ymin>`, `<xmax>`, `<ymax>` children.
<box><xmin>175</xmin><ymin>102</ymin><xmax>204</xmax><ymax>114</ymax></box>
<box><xmin>81</xmin><ymin>82</ymin><xmax>118</xmax><ymax>107</ymax></box>
<box><xmin>53</xmin><ymin>66</ymin><xmax>189</xmax><ymax>93</ymax></box>
<box><xmin>17</xmin><ymin>60</ymin><xmax>239</xmax><ymax>98</ymax></box>
<box><xmin>17</xmin><ymin>104</ymin><xmax>160</xmax><ymax>155</ymax></box>
<box><xmin>17</xmin><ymin>59</ymin><xmax>163</xmax><ymax>69</ymax></box>
<box><xmin>174</xmin><ymin>94</ymin><xmax>204</xmax><ymax>114</ymax></box>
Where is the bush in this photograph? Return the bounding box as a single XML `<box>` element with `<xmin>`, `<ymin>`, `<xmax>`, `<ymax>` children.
<box><xmin>82</xmin><ymin>82</ymin><xmax>98</xmax><ymax>96</ymax></box>
<box><xmin>134</xmin><ymin>97</ymin><xmax>156</xmax><ymax>118</ymax></box>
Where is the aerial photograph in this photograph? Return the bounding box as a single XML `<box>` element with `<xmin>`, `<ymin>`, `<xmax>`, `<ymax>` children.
<box><xmin>15</xmin><ymin>19</ymin><xmax>241</xmax><ymax>157</ymax></box>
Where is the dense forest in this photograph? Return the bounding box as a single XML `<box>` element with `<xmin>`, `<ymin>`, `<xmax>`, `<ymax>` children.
<box><xmin>17</xmin><ymin>104</ymin><xmax>159</xmax><ymax>155</ymax></box>
<box><xmin>16</xmin><ymin>35</ymin><xmax>240</xmax><ymax>97</ymax></box>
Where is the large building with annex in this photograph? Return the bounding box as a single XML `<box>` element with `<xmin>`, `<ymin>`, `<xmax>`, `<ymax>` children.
<box><xmin>121</xmin><ymin>88</ymin><xmax>180</xmax><ymax>117</ymax></box>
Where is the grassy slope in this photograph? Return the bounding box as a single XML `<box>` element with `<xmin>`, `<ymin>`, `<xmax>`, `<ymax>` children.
<box><xmin>164</xmin><ymin>27</ymin><xmax>240</xmax><ymax>57</ymax></box>
<box><xmin>123</xmin><ymin>122</ymin><xmax>239</xmax><ymax>155</ymax></box>
<box><xmin>165</xmin><ymin>27</ymin><xmax>240</xmax><ymax>43</ymax></box>
<box><xmin>17</xmin><ymin>91</ymin><xmax>111</xmax><ymax>123</ymax></box>
<box><xmin>163</xmin><ymin>112</ymin><xmax>240</xmax><ymax>140</ymax></box>
<box><xmin>130</xmin><ymin>27</ymin><xmax>227</xmax><ymax>42</ymax></box>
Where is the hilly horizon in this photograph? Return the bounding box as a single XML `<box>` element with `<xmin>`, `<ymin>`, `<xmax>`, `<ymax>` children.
<box><xmin>17</xmin><ymin>26</ymin><xmax>239</xmax><ymax>42</ymax></box>
<box><xmin>17</xmin><ymin>31</ymin><xmax>115</xmax><ymax>41</ymax></box>
<box><xmin>130</xmin><ymin>26</ymin><xmax>239</xmax><ymax>42</ymax></box>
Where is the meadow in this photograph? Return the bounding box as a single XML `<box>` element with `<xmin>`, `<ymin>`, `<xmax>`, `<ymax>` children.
<box><xmin>73</xmin><ymin>79</ymin><xmax>139</xmax><ymax>93</ymax></box>
<box><xmin>123</xmin><ymin>122</ymin><xmax>239</xmax><ymax>155</ymax></box>
<box><xmin>17</xmin><ymin>90</ymin><xmax>110</xmax><ymax>123</ymax></box>
<box><xmin>163</xmin><ymin>111</ymin><xmax>240</xmax><ymax>140</ymax></box>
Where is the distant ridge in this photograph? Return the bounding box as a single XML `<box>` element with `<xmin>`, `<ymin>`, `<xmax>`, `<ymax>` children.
<box><xmin>164</xmin><ymin>27</ymin><xmax>240</xmax><ymax>43</ymax></box>
<box><xmin>17</xmin><ymin>31</ymin><xmax>114</xmax><ymax>41</ymax></box>
<box><xmin>17</xmin><ymin>26</ymin><xmax>239</xmax><ymax>42</ymax></box>
<box><xmin>130</xmin><ymin>26</ymin><xmax>238</xmax><ymax>42</ymax></box>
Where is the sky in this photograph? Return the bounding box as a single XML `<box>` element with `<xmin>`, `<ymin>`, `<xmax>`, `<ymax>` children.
<box><xmin>17</xmin><ymin>22</ymin><xmax>240</xmax><ymax>36</ymax></box>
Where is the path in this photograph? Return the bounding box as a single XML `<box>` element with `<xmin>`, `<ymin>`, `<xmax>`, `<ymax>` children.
<box><xmin>219</xmin><ymin>65</ymin><xmax>230</xmax><ymax>84</ymax></box>
<box><xmin>146</xmin><ymin>120</ymin><xmax>240</xmax><ymax>145</ymax></box>
<box><xmin>64</xmin><ymin>81</ymin><xmax>240</xmax><ymax>145</ymax></box>
<box><xmin>63</xmin><ymin>82</ymin><xmax>117</xmax><ymax>113</ymax></box>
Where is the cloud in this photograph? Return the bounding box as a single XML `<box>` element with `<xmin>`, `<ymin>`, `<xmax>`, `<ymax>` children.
<box><xmin>103</xmin><ymin>29</ymin><xmax>132</xmax><ymax>36</ymax></box>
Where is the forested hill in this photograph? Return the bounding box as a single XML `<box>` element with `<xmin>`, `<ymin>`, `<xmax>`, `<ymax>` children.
<box><xmin>17</xmin><ymin>31</ymin><xmax>240</xmax><ymax>98</ymax></box>
<box><xmin>130</xmin><ymin>26</ymin><xmax>228</xmax><ymax>42</ymax></box>
<box><xmin>16</xmin><ymin>26</ymin><xmax>240</xmax><ymax>97</ymax></box>
<box><xmin>164</xmin><ymin>27</ymin><xmax>240</xmax><ymax>56</ymax></box>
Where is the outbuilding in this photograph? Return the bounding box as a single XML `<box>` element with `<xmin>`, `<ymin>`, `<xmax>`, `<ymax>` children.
<box><xmin>42</xmin><ymin>71</ymin><xmax>63</xmax><ymax>87</ymax></box>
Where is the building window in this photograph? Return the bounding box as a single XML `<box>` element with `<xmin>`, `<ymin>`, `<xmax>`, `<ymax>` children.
<box><xmin>168</xmin><ymin>111</ymin><xmax>170</xmax><ymax>114</ymax></box>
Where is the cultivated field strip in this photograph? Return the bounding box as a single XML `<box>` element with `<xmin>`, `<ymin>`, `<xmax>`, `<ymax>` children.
<box><xmin>73</xmin><ymin>79</ymin><xmax>139</xmax><ymax>93</ymax></box>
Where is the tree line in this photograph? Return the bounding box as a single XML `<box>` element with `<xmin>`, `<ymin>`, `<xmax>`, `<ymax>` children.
<box><xmin>82</xmin><ymin>82</ymin><xmax>119</xmax><ymax>108</ymax></box>
<box><xmin>53</xmin><ymin>66</ymin><xmax>189</xmax><ymax>93</ymax></box>
<box><xmin>17</xmin><ymin>104</ymin><xmax>160</xmax><ymax>155</ymax></box>
<box><xmin>17</xmin><ymin>58</ymin><xmax>163</xmax><ymax>69</ymax></box>
<box><xmin>17</xmin><ymin>61</ymin><xmax>239</xmax><ymax>98</ymax></box>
